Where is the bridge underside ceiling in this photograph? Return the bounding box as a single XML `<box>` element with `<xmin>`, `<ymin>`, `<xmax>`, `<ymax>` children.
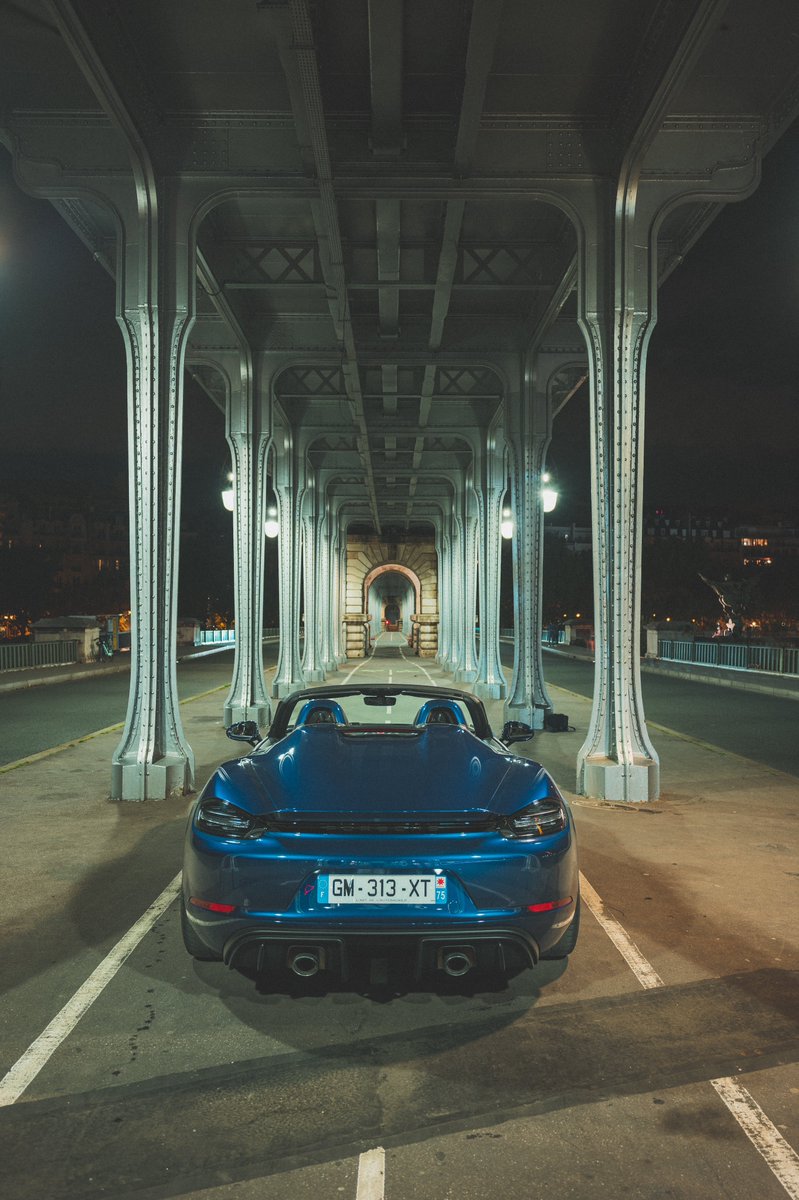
<box><xmin>2</xmin><ymin>0</ymin><xmax>799</xmax><ymax>530</ymax></box>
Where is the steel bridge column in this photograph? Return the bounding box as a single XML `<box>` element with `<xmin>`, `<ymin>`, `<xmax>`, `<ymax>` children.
<box><xmin>272</xmin><ymin>433</ymin><xmax>304</xmax><ymax>697</ymax></box>
<box><xmin>576</xmin><ymin>184</ymin><xmax>659</xmax><ymax>802</ymax></box>
<box><xmin>454</xmin><ymin>489</ymin><xmax>478</xmax><ymax>682</ymax></box>
<box><xmin>223</xmin><ymin>354</ymin><xmax>271</xmax><ymax>727</ymax></box>
<box><xmin>474</xmin><ymin>479</ymin><xmax>507</xmax><ymax>700</ymax></box>
<box><xmin>111</xmin><ymin>184</ymin><xmax>195</xmax><ymax>800</ymax></box>
<box><xmin>336</xmin><ymin>515</ymin><xmax>348</xmax><ymax>663</ymax></box>
<box><xmin>436</xmin><ymin>523</ymin><xmax>452</xmax><ymax>669</ymax></box>
<box><xmin>505</xmin><ymin>356</ymin><xmax>553</xmax><ymax>729</ymax></box>
<box><xmin>300</xmin><ymin>473</ymin><xmax>324</xmax><ymax>681</ymax></box>
<box><xmin>318</xmin><ymin>507</ymin><xmax>336</xmax><ymax>672</ymax></box>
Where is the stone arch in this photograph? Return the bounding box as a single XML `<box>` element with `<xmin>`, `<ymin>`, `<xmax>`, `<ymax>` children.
<box><xmin>362</xmin><ymin>562</ymin><xmax>422</xmax><ymax>615</ymax></box>
<box><xmin>344</xmin><ymin>532</ymin><xmax>439</xmax><ymax>657</ymax></box>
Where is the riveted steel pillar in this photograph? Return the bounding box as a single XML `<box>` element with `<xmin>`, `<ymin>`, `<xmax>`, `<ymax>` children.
<box><xmin>454</xmin><ymin>489</ymin><xmax>478</xmax><ymax>682</ymax></box>
<box><xmin>436</xmin><ymin>523</ymin><xmax>453</xmax><ymax>669</ymax></box>
<box><xmin>336</xmin><ymin>513</ymin><xmax>348</xmax><ymax>663</ymax></box>
<box><xmin>576</xmin><ymin>184</ymin><xmax>659</xmax><ymax>802</ymax></box>
<box><xmin>272</xmin><ymin>431</ymin><xmax>304</xmax><ymax>697</ymax></box>
<box><xmin>318</xmin><ymin>506</ymin><xmax>337</xmax><ymax>672</ymax></box>
<box><xmin>223</xmin><ymin>354</ymin><xmax>271</xmax><ymax>727</ymax></box>
<box><xmin>474</xmin><ymin>476</ymin><xmax>507</xmax><ymax>701</ymax></box>
<box><xmin>505</xmin><ymin>356</ymin><xmax>553</xmax><ymax>729</ymax></box>
<box><xmin>112</xmin><ymin>183</ymin><xmax>195</xmax><ymax>800</ymax></box>
<box><xmin>300</xmin><ymin>475</ymin><xmax>324</xmax><ymax>682</ymax></box>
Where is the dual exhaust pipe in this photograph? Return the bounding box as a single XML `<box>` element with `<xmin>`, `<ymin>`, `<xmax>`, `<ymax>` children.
<box><xmin>287</xmin><ymin>946</ymin><xmax>324</xmax><ymax>977</ymax></box>
<box><xmin>438</xmin><ymin>946</ymin><xmax>476</xmax><ymax>977</ymax></box>
<box><xmin>286</xmin><ymin>944</ymin><xmax>478</xmax><ymax>978</ymax></box>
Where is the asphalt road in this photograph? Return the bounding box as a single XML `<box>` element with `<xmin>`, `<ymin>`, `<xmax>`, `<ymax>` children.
<box><xmin>1</xmin><ymin>635</ymin><xmax>798</xmax><ymax>1200</ymax></box>
<box><xmin>537</xmin><ymin>651</ymin><xmax>799</xmax><ymax>778</ymax></box>
<box><xmin>0</xmin><ymin>649</ymin><xmax>273</xmax><ymax>766</ymax></box>
<box><xmin>1</xmin><ymin>645</ymin><xmax>797</xmax><ymax>777</ymax></box>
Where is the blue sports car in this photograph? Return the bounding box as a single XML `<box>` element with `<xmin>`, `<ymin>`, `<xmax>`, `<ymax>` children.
<box><xmin>182</xmin><ymin>684</ymin><xmax>579</xmax><ymax>980</ymax></box>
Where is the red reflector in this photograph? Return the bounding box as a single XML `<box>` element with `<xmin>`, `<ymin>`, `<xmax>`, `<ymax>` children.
<box><xmin>189</xmin><ymin>897</ymin><xmax>236</xmax><ymax>914</ymax></box>
<box><xmin>527</xmin><ymin>896</ymin><xmax>572</xmax><ymax>913</ymax></box>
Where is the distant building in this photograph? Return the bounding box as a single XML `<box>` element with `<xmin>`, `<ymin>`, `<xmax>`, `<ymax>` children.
<box><xmin>644</xmin><ymin>510</ymin><xmax>799</xmax><ymax>571</ymax></box>
<box><xmin>0</xmin><ymin>490</ymin><xmax>128</xmax><ymax>591</ymax></box>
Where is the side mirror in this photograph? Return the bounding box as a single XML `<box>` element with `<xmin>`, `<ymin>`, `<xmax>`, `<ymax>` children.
<box><xmin>226</xmin><ymin>720</ymin><xmax>261</xmax><ymax>746</ymax></box>
<box><xmin>501</xmin><ymin>720</ymin><xmax>534</xmax><ymax>745</ymax></box>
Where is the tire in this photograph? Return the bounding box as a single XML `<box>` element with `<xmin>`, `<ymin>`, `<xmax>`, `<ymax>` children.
<box><xmin>181</xmin><ymin>902</ymin><xmax>222</xmax><ymax>961</ymax></box>
<box><xmin>540</xmin><ymin>895</ymin><xmax>580</xmax><ymax>960</ymax></box>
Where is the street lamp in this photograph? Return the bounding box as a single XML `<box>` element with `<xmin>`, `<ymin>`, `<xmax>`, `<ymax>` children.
<box><xmin>500</xmin><ymin>507</ymin><xmax>514</xmax><ymax>539</ymax></box>
<box><xmin>221</xmin><ymin>472</ymin><xmax>234</xmax><ymax>512</ymax></box>
<box><xmin>541</xmin><ymin>471</ymin><xmax>558</xmax><ymax>513</ymax></box>
<box><xmin>264</xmin><ymin>505</ymin><xmax>279</xmax><ymax>538</ymax></box>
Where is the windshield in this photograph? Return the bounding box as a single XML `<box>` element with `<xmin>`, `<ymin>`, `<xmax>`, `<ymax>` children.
<box><xmin>270</xmin><ymin>687</ymin><xmax>487</xmax><ymax>739</ymax></box>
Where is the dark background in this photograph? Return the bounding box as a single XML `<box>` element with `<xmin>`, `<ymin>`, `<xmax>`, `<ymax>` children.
<box><xmin>2</xmin><ymin>120</ymin><xmax>798</xmax><ymax>624</ymax></box>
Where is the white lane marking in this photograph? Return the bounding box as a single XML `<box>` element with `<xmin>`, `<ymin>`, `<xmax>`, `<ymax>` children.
<box><xmin>710</xmin><ymin>1079</ymin><xmax>799</xmax><ymax>1198</ymax></box>
<box><xmin>0</xmin><ymin>873</ymin><xmax>182</xmax><ymax>1106</ymax></box>
<box><xmin>398</xmin><ymin>644</ymin><xmax>437</xmax><ymax>684</ymax></box>
<box><xmin>341</xmin><ymin>642</ymin><xmax>377</xmax><ymax>683</ymax></box>
<box><xmin>579</xmin><ymin>873</ymin><xmax>664</xmax><ymax>989</ymax></box>
<box><xmin>582</xmin><ymin>870</ymin><xmax>799</xmax><ymax>1197</ymax></box>
<box><xmin>356</xmin><ymin>1147</ymin><xmax>385</xmax><ymax>1200</ymax></box>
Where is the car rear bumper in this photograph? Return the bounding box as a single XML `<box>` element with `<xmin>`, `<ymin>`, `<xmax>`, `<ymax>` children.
<box><xmin>222</xmin><ymin>922</ymin><xmax>539</xmax><ymax>976</ymax></box>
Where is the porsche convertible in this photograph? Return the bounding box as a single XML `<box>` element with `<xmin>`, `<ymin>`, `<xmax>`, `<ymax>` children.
<box><xmin>181</xmin><ymin>684</ymin><xmax>579</xmax><ymax>980</ymax></box>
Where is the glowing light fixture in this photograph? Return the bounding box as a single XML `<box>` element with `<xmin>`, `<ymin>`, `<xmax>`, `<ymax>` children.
<box><xmin>264</xmin><ymin>506</ymin><xmax>279</xmax><ymax>538</ymax></box>
<box><xmin>541</xmin><ymin>471</ymin><xmax>558</xmax><ymax>513</ymax></box>
<box><xmin>221</xmin><ymin>471</ymin><xmax>234</xmax><ymax>512</ymax></box>
<box><xmin>500</xmin><ymin>507</ymin><xmax>514</xmax><ymax>539</ymax></box>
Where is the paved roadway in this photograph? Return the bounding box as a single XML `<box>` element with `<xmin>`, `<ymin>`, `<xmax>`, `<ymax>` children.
<box><xmin>1</xmin><ymin>634</ymin><xmax>798</xmax><ymax>1200</ymax></box>
<box><xmin>1</xmin><ymin>642</ymin><xmax>796</xmax><ymax>777</ymax></box>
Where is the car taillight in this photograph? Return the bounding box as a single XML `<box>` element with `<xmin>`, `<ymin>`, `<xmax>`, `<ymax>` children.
<box><xmin>195</xmin><ymin>798</ymin><xmax>257</xmax><ymax>839</ymax></box>
<box><xmin>189</xmin><ymin>897</ymin><xmax>236</xmax><ymax>914</ymax></box>
<box><xmin>505</xmin><ymin>796</ymin><xmax>567</xmax><ymax>838</ymax></box>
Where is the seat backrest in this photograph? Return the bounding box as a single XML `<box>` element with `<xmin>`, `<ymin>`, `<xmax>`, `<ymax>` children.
<box><xmin>414</xmin><ymin>699</ymin><xmax>466</xmax><ymax>726</ymax></box>
<box><xmin>296</xmin><ymin>700</ymin><xmax>348</xmax><ymax>726</ymax></box>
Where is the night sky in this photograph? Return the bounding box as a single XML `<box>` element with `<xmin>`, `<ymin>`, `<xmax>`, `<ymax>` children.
<box><xmin>2</xmin><ymin>122</ymin><xmax>799</xmax><ymax>527</ymax></box>
<box><xmin>551</xmin><ymin>119</ymin><xmax>799</xmax><ymax>525</ymax></box>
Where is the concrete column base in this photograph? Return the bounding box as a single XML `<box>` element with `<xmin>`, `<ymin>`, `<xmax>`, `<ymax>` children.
<box><xmin>223</xmin><ymin>700</ymin><xmax>271</xmax><ymax>729</ymax></box>
<box><xmin>503</xmin><ymin>702</ymin><xmax>546</xmax><ymax>731</ymax></box>
<box><xmin>271</xmin><ymin>676</ymin><xmax>304</xmax><ymax>698</ymax></box>
<box><xmin>579</xmin><ymin>754</ymin><xmax>660</xmax><ymax>802</ymax></box>
<box><xmin>111</xmin><ymin>754</ymin><xmax>194</xmax><ymax>802</ymax></box>
<box><xmin>302</xmin><ymin>667</ymin><xmax>324</xmax><ymax>682</ymax></box>
<box><xmin>473</xmin><ymin>679</ymin><xmax>507</xmax><ymax>701</ymax></box>
<box><xmin>453</xmin><ymin>667</ymin><xmax>477</xmax><ymax>683</ymax></box>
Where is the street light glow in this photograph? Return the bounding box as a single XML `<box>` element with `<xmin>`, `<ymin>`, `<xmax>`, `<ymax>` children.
<box><xmin>500</xmin><ymin>508</ymin><xmax>514</xmax><ymax>539</ymax></box>
<box><xmin>541</xmin><ymin>471</ymin><xmax>558</xmax><ymax>513</ymax></box>
<box><xmin>264</xmin><ymin>507</ymin><xmax>279</xmax><ymax>538</ymax></box>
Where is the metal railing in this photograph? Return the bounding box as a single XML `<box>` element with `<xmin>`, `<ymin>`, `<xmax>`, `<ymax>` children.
<box><xmin>659</xmin><ymin>639</ymin><xmax>799</xmax><ymax>676</ymax></box>
<box><xmin>0</xmin><ymin>639</ymin><xmax>79</xmax><ymax>672</ymax></box>
<box><xmin>194</xmin><ymin>628</ymin><xmax>280</xmax><ymax>646</ymax></box>
<box><xmin>500</xmin><ymin>628</ymin><xmax>568</xmax><ymax>645</ymax></box>
<box><xmin>195</xmin><ymin>629</ymin><xmax>235</xmax><ymax>645</ymax></box>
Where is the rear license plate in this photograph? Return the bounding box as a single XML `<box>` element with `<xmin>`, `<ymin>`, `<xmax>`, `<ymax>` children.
<box><xmin>318</xmin><ymin>873</ymin><xmax>447</xmax><ymax>906</ymax></box>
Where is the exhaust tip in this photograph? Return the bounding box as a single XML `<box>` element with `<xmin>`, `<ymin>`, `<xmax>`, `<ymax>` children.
<box><xmin>440</xmin><ymin>947</ymin><xmax>476</xmax><ymax>977</ymax></box>
<box><xmin>288</xmin><ymin>947</ymin><xmax>322</xmax><ymax>977</ymax></box>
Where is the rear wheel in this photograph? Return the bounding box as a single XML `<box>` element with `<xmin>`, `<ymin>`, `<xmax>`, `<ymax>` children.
<box><xmin>540</xmin><ymin>896</ymin><xmax>580</xmax><ymax>960</ymax></box>
<box><xmin>181</xmin><ymin>902</ymin><xmax>222</xmax><ymax>961</ymax></box>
